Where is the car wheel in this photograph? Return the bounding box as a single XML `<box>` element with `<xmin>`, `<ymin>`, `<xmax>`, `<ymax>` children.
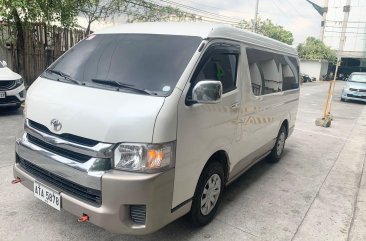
<box><xmin>341</xmin><ymin>97</ymin><xmax>346</xmax><ymax>102</ymax></box>
<box><xmin>267</xmin><ymin>125</ymin><xmax>287</xmax><ymax>163</ymax></box>
<box><xmin>189</xmin><ymin>162</ymin><xmax>224</xmax><ymax>227</ymax></box>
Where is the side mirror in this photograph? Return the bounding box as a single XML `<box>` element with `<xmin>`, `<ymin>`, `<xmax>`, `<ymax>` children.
<box><xmin>191</xmin><ymin>80</ymin><xmax>223</xmax><ymax>104</ymax></box>
<box><xmin>1</xmin><ymin>60</ymin><xmax>7</xmax><ymax>67</ymax></box>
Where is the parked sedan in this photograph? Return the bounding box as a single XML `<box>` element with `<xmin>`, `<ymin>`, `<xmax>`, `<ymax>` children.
<box><xmin>301</xmin><ymin>73</ymin><xmax>312</xmax><ymax>83</ymax></box>
<box><xmin>0</xmin><ymin>60</ymin><xmax>25</xmax><ymax>110</ymax></box>
<box><xmin>341</xmin><ymin>72</ymin><xmax>366</xmax><ymax>103</ymax></box>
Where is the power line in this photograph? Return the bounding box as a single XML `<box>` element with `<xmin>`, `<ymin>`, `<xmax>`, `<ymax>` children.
<box><xmin>325</xmin><ymin>25</ymin><xmax>366</xmax><ymax>29</ymax></box>
<box><xmin>324</xmin><ymin>30</ymin><xmax>366</xmax><ymax>34</ymax></box>
<box><xmin>155</xmin><ymin>0</ymin><xmax>242</xmax><ymax>23</ymax></box>
<box><xmin>270</xmin><ymin>0</ymin><xmax>290</xmax><ymax>16</ymax></box>
<box><xmin>326</xmin><ymin>20</ymin><xmax>366</xmax><ymax>24</ymax></box>
<box><xmin>177</xmin><ymin>0</ymin><xmax>254</xmax><ymax>15</ymax></box>
<box><xmin>281</xmin><ymin>0</ymin><xmax>308</xmax><ymax>18</ymax></box>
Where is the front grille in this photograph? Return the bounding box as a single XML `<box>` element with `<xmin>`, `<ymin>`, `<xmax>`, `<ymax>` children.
<box><xmin>350</xmin><ymin>88</ymin><xmax>366</xmax><ymax>92</ymax></box>
<box><xmin>0</xmin><ymin>80</ymin><xmax>15</xmax><ymax>90</ymax></box>
<box><xmin>27</xmin><ymin>134</ymin><xmax>91</xmax><ymax>162</ymax></box>
<box><xmin>347</xmin><ymin>94</ymin><xmax>366</xmax><ymax>99</ymax></box>
<box><xmin>28</xmin><ymin>120</ymin><xmax>99</xmax><ymax>147</ymax></box>
<box><xmin>17</xmin><ymin>156</ymin><xmax>102</xmax><ymax>205</ymax></box>
<box><xmin>130</xmin><ymin>205</ymin><xmax>146</xmax><ymax>225</ymax></box>
<box><xmin>0</xmin><ymin>95</ymin><xmax>20</xmax><ymax>105</ymax></box>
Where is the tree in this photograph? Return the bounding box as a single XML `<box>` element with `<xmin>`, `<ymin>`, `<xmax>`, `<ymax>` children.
<box><xmin>125</xmin><ymin>0</ymin><xmax>199</xmax><ymax>23</ymax></box>
<box><xmin>78</xmin><ymin>0</ymin><xmax>128</xmax><ymax>35</ymax></box>
<box><xmin>237</xmin><ymin>17</ymin><xmax>294</xmax><ymax>45</ymax></box>
<box><xmin>0</xmin><ymin>0</ymin><xmax>80</xmax><ymax>77</ymax></box>
<box><xmin>297</xmin><ymin>37</ymin><xmax>336</xmax><ymax>62</ymax></box>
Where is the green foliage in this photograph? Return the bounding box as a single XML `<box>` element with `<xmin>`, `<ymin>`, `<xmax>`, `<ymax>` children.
<box><xmin>297</xmin><ymin>37</ymin><xmax>336</xmax><ymax>62</ymax></box>
<box><xmin>126</xmin><ymin>0</ymin><xmax>200</xmax><ymax>23</ymax></box>
<box><xmin>0</xmin><ymin>0</ymin><xmax>80</xmax><ymax>27</ymax></box>
<box><xmin>237</xmin><ymin>17</ymin><xmax>294</xmax><ymax>45</ymax></box>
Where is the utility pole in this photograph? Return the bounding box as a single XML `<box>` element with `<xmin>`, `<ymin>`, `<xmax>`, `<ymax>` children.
<box><xmin>253</xmin><ymin>0</ymin><xmax>259</xmax><ymax>32</ymax></box>
<box><xmin>320</xmin><ymin>0</ymin><xmax>329</xmax><ymax>41</ymax></box>
<box><xmin>316</xmin><ymin>0</ymin><xmax>351</xmax><ymax>127</ymax></box>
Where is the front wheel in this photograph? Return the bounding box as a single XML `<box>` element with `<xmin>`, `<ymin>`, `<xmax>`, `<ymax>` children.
<box><xmin>267</xmin><ymin>125</ymin><xmax>287</xmax><ymax>163</ymax></box>
<box><xmin>189</xmin><ymin>162</ymin><xmax>224</xmax><ymax>227</ymax></box>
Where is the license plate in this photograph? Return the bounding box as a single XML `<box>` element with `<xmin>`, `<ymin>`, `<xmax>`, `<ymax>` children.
<box><xmin>33</xmin><ymin>181</ymin><xmax>61</xmax><ymax>210</ymax></box>
<box><xmin>0</xmin><ymin>92</ymin><xmax>5</xmax><ymax>98</ymax></box>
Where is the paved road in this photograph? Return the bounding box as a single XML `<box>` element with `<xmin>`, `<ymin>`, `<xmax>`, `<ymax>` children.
<box><xmin>0</xmin><ymin>81</ymin><xmax>365</xmax><ymax>241</ymax></box>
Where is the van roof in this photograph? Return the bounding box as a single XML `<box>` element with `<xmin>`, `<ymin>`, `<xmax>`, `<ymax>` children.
<box><xmin>95</xmin><ymin>22</ymin><xmax>297</xmax><ymax>56</ymax></box>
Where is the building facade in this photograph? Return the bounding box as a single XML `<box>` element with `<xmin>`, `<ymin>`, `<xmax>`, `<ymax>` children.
<box><xmin>321</xmin><ymin>0</ymin><xmax>366</xmax><ymax>75</ymax></box>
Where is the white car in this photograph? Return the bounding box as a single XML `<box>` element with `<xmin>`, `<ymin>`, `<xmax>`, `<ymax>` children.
<box><xmin>0</xmin><ymin>60</ymin><xmax>25</xmax><ymax>109</ymax></box>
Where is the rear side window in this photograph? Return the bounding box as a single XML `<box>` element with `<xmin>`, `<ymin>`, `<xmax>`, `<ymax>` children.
<box><xmin>246</xmin><ymin>48</ymin><xmax>299</xmax><ymax>96</ymax></box>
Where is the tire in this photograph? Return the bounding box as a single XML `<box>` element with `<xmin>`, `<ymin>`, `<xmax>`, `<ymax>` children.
<box><xmin>341</xmin><ymin>98</ymin><xmax>346</xmax><ymax>102</ymax></box>
<box><xmin>267</xmin><ymin>125</ymin><xmax>287</xmax><ymax>163</ymax></box>
<box><xmin>189</xmin><ymin>162</ymin><xmax>225</xmax><ymax>227</ymax></box>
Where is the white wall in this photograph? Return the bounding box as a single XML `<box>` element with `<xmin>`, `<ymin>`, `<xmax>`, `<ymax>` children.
<box><xmin>300</xmin><ymin>60</ymin><xmax>329</xmax><ymax>80</ymax></box>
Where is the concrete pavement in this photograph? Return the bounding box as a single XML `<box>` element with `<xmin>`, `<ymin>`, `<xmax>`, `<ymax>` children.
<box><xmin>0</xmin><ymin>81</ymin><xmax>365</xmax><ymax>241</ymax></box>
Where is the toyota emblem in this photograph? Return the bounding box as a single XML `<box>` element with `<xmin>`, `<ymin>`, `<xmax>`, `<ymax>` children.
<box><xmin>50</xmin><ymin>119</ymin><xmax>62</xmax><ymax>132</ymax></box>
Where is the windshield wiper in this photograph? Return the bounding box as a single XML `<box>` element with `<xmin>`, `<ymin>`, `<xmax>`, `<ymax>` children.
<box><xmin>47</xmin><ymin>69</ymin><xmax>83</xmax><ymax>85</ymax></box>
<box><xmin>91</xmin><ymin>78</ymin><xmax>154</xmax><ymax>95</ymax></box>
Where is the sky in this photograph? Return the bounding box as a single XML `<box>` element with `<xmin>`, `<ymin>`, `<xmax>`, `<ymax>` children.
<box><xmin>177</xmin><ymin>0</ymin><xmax>324</xmax><ymax>46</ymax></box>
<box><xmin>79</xmin><ymin>0</ymin><xmax>324</xmax><ymax>47</ymax></box>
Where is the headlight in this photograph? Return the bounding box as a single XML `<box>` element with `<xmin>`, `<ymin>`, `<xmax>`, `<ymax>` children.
<box><xmin>114</xmin><ymin>142</ymin><xmax>175</xmax><ymax>172</ymax></box>
<box><xmin>15</xmin><ymin>78</ymin><xmax>24</xmax><ymax>87</ymax></box>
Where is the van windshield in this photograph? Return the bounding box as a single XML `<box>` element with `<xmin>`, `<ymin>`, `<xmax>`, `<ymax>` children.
<box><xmin>42</xmin><ymin>34</ymin><xmax>202</xmax><ymax>96</ymax></box>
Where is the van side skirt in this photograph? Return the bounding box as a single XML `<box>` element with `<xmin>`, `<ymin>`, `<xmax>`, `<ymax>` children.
<box><xmin>227</xmin><ymin>139</ymin><xmax>276</xmax><ymax>185</ymax></box>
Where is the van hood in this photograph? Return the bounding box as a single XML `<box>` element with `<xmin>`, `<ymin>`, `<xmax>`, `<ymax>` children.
<box><xmin>0</xmin><ymin>67</ymin><xmax>21</xmax><ymax>81</ymax></box>
<box><xmin>25</xmin><ymin>77</ymin><xmax>165</xmax><ymax>143</ymax></box>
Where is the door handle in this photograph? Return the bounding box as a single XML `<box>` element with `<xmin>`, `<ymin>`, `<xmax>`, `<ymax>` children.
<box><xmin>231</xmin><ymin>103</ymin><xmax>240</xmax><ymax>110</ymax></box>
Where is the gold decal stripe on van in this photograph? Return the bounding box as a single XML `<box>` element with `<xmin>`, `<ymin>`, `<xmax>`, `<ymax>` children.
<box><xmin>239</xmin><ymin>116</ymin><xmax>275</xmax><ymax>125</ymax></box>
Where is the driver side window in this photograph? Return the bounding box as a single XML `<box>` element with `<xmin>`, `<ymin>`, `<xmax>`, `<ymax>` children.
<box><xmin>192</xmin><ymin>44</ymin><xmax>240</xmax><ymax>94</ymax></box>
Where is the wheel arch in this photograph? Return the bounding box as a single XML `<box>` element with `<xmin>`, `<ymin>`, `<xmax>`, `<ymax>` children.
<box><xmin>281</xmin><ymin>119</ymin><xmax>289</xmax><ymax>137</ymax></box>
<box><xmin>201</xmin><ymin>150</ymin><xmax>230</xmax><ymax>184</ymax></box>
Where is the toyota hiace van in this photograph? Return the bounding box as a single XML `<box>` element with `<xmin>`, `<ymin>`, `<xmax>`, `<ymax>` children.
<box><xmin>13</xmin><ymin>22</ymin><xmax>299</xmax><ymax>234</ymax></box>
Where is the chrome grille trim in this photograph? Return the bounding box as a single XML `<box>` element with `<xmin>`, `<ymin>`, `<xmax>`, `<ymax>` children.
<box><xmin>25</xmin><ymin>119</ymin><xmax>114</xmax><ymax>158</ymax></box>
<box><xmin>16</xmin><ymin>134</ymin><xmax>109</xmax><ymax>190</ymax></box>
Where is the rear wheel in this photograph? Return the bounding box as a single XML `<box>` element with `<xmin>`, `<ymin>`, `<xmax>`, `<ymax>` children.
<box><xmin>267</xmin><ymin>125</ymin><xmax>287</xmax><ymax>163</ymax></box>
<box><xmin>189</xmin><ymin>162</ymin><xmax>224</xmax><ymax>227</ymax></box>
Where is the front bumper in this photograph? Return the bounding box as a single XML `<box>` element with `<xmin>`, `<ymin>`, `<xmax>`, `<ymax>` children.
<box><xmin>14</xmin><ymin>137</ymin><xmax>189</xmax><ymax>234</ymax></box>
<box><xmin>0</xmin><ymin>84</ymin><xmax>25</xmax><ymax>107</ymax></box>
<box><xmin>341</xmin><ymin>89</ymin><xmax>366</xmax><ymax>103</ymax></box>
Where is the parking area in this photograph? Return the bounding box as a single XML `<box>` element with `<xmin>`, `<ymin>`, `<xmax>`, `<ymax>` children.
<box><xmin>0</xmin><ymin>81</ymin><xmax>365</xmax><ymax>241</ymax></box>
